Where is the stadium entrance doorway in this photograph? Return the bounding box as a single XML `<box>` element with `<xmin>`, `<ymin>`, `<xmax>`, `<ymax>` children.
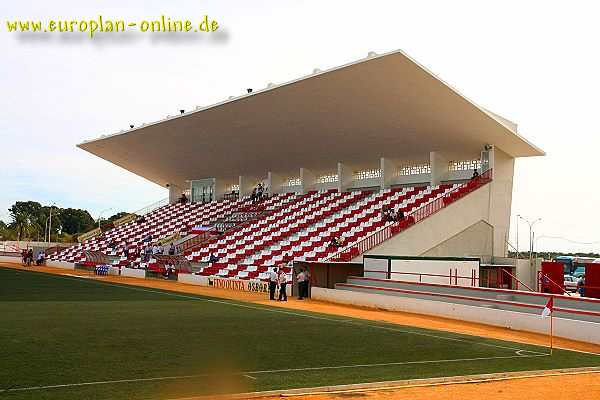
<box><xmin>190</xmin><ymin>178</ymin><xmax>215</xmax><ymax>203</ymax></box>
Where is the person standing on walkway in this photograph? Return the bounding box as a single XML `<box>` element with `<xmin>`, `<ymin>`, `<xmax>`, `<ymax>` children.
<box><xmin>303</xmin><ymin>267</ymin><xmax>311</xmax><ymax>299</ymax></box>
<box><xmin>278</xmin><ymin>268</ymin><xmax>288</xmax><ymax>301</ymax></box>
<box><xmin>297</xmin><ymin>269</ymin><xmax>306</xmax><ymax>300</ymax></box>
<box><xmin>269</xmin><ymin>267</ymin><xmax>278</xmax><ymax>300</ymax></box>
<box><xmin>577</xmin><ymin>275</ymin><xmax>586</xmax><ymax>297</ymax></box>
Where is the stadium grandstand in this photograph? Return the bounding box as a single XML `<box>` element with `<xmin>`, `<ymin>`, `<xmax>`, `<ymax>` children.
<box><xmin>49</xmin><ymin>48</ymin><xmax>545</xmax><ymax>283</ymax></box>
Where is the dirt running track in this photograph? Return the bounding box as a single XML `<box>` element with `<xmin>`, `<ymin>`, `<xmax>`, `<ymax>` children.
<box><xmin>3</xmin><ymin>262</ymin><xmax>600</xmax><ymax>400</ymax></box>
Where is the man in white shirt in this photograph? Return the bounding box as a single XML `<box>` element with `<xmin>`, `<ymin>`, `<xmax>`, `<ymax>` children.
<box><xmin>268</xmin><ymin>267</ymin><xmax>278</xmax><ymax>300</ymax></box>
<box><xmin>296</xmin><ymin>269</ymin><xmax>306</xmax><ymax>300</ymax></box>
<box><xmin>303</xmin><ymin>268</ymin><xmax>311</xmax><ymax>299</ymax></box>
<box><xmin>278</xmin><ymin>268</ymin><xmax>288</xmax><ymax>301</ymax></box>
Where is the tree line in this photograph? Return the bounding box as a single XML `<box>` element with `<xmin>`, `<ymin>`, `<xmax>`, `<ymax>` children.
<box><xmin>508</xmin><ymin>251</ymin><xmax>600</xmax><ymax>260</ymax></box>
<box><xmin>0</xmin><ymin>201</ymin><xmax>127</xmax><ymax>243</ymax></box>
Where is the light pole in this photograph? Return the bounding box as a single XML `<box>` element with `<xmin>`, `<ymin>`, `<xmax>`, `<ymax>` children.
<box><xmin>516</xmin><ymin>214</ymin><xmax>520</xmax><ymax>258</ymax></box>
<box><xmin>47</xmin><ymin>203</ymin><xmax>56</xmax><ymax>244</ymax></box>
<box><xmin>519</xmin><ymin>216</ymin><xmax>542</xmax><ymax>265</ymax></box>
<box><xmin>98</xmin><ymin>207</ymin><xmax>113</xmax><ymax>230</ymax></box>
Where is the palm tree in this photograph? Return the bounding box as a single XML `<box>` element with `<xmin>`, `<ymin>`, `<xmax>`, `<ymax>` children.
<box><xmin>10</xmin><ymin>211</ymin><xmax>33</xmax><ymax>241</ymax></box>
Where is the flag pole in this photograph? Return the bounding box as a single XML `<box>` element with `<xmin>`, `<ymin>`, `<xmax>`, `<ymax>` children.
<box><xmin>550</xmin><ymin>305</ymin><xmax>554</xmax><ymax>355</ymax></box>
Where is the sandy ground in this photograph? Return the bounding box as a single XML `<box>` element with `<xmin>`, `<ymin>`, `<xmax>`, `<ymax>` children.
<box><xmin>3</xmin><ymin>262</ymin><xmax>600</xmax><ymax>399</ymax></box>
<box><xmin>258</xmin><ymin>372</ymin><xmax>600</xmax><ymax>400</ymax></box>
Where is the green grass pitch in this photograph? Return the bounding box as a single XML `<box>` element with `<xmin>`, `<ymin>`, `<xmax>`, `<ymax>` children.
<box><xmin>1</xmin><ymin>267</ymin><xmax>599</xmax><ymax>400</ymax></box>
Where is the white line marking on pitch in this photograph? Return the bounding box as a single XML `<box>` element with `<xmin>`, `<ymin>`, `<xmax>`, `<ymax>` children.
<box><xmin>45</xmin><ymin>273</ymin><xmax>547</xmax><ymax>356</ymax></box>
<box><xmin>0</xmin><ymin>354</ymin><xmax>545</xmax><ymax>393</ymax></box>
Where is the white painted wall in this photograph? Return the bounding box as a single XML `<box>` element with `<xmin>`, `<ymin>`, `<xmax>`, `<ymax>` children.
<box><xmin>178</xmin><ymin>273</ymin><xmax>210</xmax><ymax>286</ymax></box>
<box><xmin>420</xmin><ymin>220</ymin><xmax>493</xmax><ymax>258</ymax></box>
<box><xmin>46</xmin><ymin>260</ymin><xmax>76</xmax><ymax>270</ymax></box>
<box><xmin>121</xmin><ymin>267</ymin><xmax>146</xmax><ymax>279</ymax></box>
<box><xmin>364</xmin><ymin>257</ymin><xmax>388</xmax><ymax>278</ymax></box>
<box><xmin>390</xmin><ymin>259</ymin><xmax>478</xmax><ymax>286</ymax></box>
<box><xmin>0</xmin><ymin>255</ymin><xmax>21</xmax><ymax>264</ymax></box>
<box><xmin>312</xmin><ymin>287</ymin><xmax>600</xmax><ymax>345</ymax></box>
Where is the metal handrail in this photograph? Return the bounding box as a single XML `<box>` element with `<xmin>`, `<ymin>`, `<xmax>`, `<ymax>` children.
<box><xmin>363</xmin><ymin>269</ymin><xmax>480</xmax><ymax>286</ymax></box>
<box><xmin>133</xmin><ymin>197</ymin><xmax>169</xmax><ymax>216</ymax></box>
<box><xmin>500</xmin><ymin>267</ymin><xmax>535</xmax><ymax>292</ymax></box>
<box><xmin>538</xmin><ymin>271</ymin><xmax>570</xmax><ymax>296</ymax></box>
<box><xmin>325</xmin><ymin>169</ymin><xmax>493</xmax><ymax>262</ymax></box>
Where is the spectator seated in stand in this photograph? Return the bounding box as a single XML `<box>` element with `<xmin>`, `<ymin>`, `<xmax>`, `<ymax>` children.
<box><xmin>382</xmin><ymin>206</ymin><xmax>405</xmax><ymax>223</ymax></box>
<box><xmin>208</xmin><ymin>253</ymin><xmax>220</xmax><ymax>263</ymax></box>
<box><xmin>282</xmin><ymin>252</ymin><xmax>293</xmax><ymax>265</ymax></box>
<box><xmin>382</xmin><ymin>207</ymin><xmax>396</xmax><ymax>222</ymax></box>
<box><xmin>328</xmin><ymin>236</ymin><xmax>345</xmax><ymax>248</ymax></box>
<box><xmin>397</xmin><ymin>208</ymin><xmax>405</xmax><ymax>220</ymax></box>
<box><xmin>163</xmin><ymin>263</ymin><xmax>174</xmax><ymax>279</ymax></box>
<box><xmin>36</xmin><ymin>251</ymin><xmax>46</xmax><ymax>266</ymax></box>
<box><xmin>179</xmin><ymin>193</ymin><xmax>188</xmax><ymax>204</ymax></box>
<box><xmin>251</xmin><ymin>183</ymin><xmax>266</xmax><ymax>204</ymax></box>
<box><xmin>136</xmin><ymin>215</ymin><xmax>146</xmax><ymax>224</ymax></box>
<box><xmin>142</xmin><ymin>246</ymin><xmax>151</xmax><ymax>262</ymax></box>
<box><xmin>168</xmin><ymin>243</ymin><xmax>176</xmax><ymax>255</ymax></box>
<box><xmin>152</xmin><ymin>244</ymin><xmax>163</xmax><ymax>255</ymax></box>
<box><xmin>471</xmin><ymin>169</ymin><xmax>479</xmax><ymax>179</ymax></box>
<box><xmin>389</xmin><ymin>209</ymin><xmax>398</xmax><ymax>222</ymax></box>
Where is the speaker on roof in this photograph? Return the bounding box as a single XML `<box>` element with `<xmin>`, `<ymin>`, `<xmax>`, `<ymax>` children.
<box><xmin>180</xmin><ymin>109</ymin><xmax>185</xmax><ymax>114</ymax></box>
<box><xmin>247</xmin><ymin>88</ymin><xmax>253</xmax><ymax>93</ymax></box>
<box><xmin>129</xmin><ymin>124</ymin><xmax>134</xmax><ymax>129</ymax></box>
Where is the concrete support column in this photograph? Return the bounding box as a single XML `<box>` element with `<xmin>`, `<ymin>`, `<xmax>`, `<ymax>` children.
<box><xmin>380</xmin><ymin>157</ymin><xmax>397</xmax><ymax>189</ymax></box>
<box><xmin>239</xmin><ymin>176</ymin><xmax>255</xmax><ymax>198</ymax></box>
<box><xmin>267</xmin><ymin>172</ymin><xmax>284</xmax><ymax>195</ymax></box>
<box><xmin>213</xmin><ymin>179</ymin><xmax>227</xmax><ymax>201</ymax></box>
<box><xmin>337</xmin><ymin>163</ymin><xmax>354</xmax><ymax>192</ymax></box>
<box><xmin>487</xmin><ymin>148</ymin><xmax>514</xmax><ymax>257</ymax></box>
<box><xmin>300</xmin><ymin>168</ymin><xmax>317</xmax><ymax>194</ymax></box>
<box><xmin>168</xmin><ymin>184</ymin><xmax>180</xmax><ymax>204</ymax></box>
<box><xmin>430</xmin><ymin>151</ymin><xmax>449</xmax><ymax>186</ymax></box>
<box><xmin>482</xmin><ymin>145</ymin><xmax>495</xmax><ymax>178</ymax></box>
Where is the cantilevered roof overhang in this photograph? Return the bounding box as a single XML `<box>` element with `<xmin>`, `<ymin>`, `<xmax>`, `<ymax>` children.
<box><xmin>78</xmin><ymin>49</ymin><xmax>544</xmax><ymax>189</ymax></box>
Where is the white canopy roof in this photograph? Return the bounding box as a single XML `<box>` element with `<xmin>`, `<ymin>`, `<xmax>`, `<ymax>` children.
<box><xmin>79</xmin><ymin>49</ymin><xmax>544</xmax><ymax>188</ymax></box>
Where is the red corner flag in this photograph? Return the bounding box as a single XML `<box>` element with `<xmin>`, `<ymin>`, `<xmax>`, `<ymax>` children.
<box><xmin>541</xmin><ymin>297</ymin><xmax>554</xmax><ymax>318</ymax></box>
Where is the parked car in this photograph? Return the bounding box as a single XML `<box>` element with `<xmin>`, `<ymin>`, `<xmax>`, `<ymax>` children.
<box><xmin>564</xmin><ymin>275</ymin><xmax>578</xmax><ymax>292</ymax></box>
<box><xmin>573</xmin><ymin>268</ymin><xmax>586</xmax><ymax>279</ymax></box>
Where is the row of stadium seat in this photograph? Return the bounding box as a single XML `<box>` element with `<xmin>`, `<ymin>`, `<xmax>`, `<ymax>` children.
<box><xmin>50</xmin><ymin>193</ymin><xmax>295</xmax><ymax>264</ymax></box>
<box><xmin>52</xmin><ymin>181</ymin><xmax>469</xmax><ymax>283</ymax></box>
<box><xmin>184</xmin><ymin>184</ymin><xmax>460</xmax><ymax>280</ymax></box>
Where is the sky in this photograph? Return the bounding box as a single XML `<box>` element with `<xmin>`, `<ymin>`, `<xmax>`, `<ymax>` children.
<box><xmin>2</xmin><ymin>0</ymin><xmax>599</xmax><ymax>253</ymax></box>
